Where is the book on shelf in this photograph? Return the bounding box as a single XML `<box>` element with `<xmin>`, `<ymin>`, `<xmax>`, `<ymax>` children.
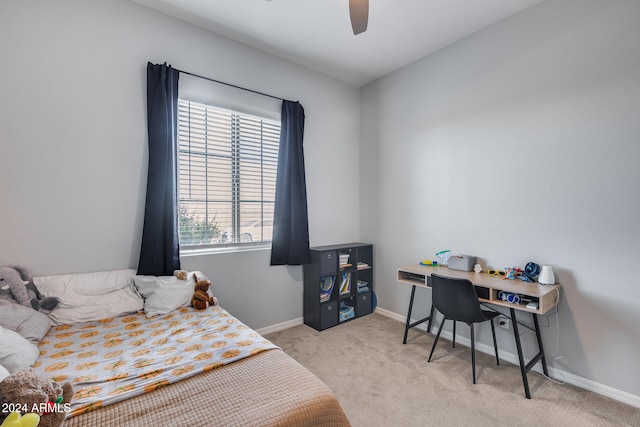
<box><xmin>339</xmin><ymin>253</ymin><xmax>350</xmax><ymax>265</ymax></box>
<box><xmin>357</xmin><ymin>280</ymin><xmax>369</xmax><ymax>293</ymax></box>
<box><xmin>339</xmin><ymin>272</ymin><xmax>352</xmax><ymax>295</ymax></box>
<box><xmin>357</xmin><ymin>262</ymin><xmax>370</xmax><ymax>270</ymax></box>
<box><xmin>320</xmin><ymin>275</ymin><xmax>336</xmax><ymax>302</ymax></box>
<box><xmin>339</xmin><ymin>301</ymin><xmax>355</xmax><ymax>322</ymax></box>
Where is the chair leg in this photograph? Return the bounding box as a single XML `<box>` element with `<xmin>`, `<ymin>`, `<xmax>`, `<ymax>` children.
<box><xmin>428</xmin><ymin>317</ymin><xmax>447</xmax><ymax>362</ymax></box>
<box><xmin>452</xmin><ymin>320</ymin><xmax>456</xmax><ymax>348</ymax></box>
<box><xmin>470</xmin><ymin>323</ymin><xmax>476</xmax><ymax>384</ymax></box>
<box><xmin>490</xmin><ymin>319</ymin><xmax>500</xmax><ymax>366</ymax></box>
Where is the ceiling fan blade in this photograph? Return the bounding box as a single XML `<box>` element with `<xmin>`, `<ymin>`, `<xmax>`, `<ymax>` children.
<box><xmin>349</xmin><ymin>0</ymin><xmax>369</xmax><ymax>35</ymax></box>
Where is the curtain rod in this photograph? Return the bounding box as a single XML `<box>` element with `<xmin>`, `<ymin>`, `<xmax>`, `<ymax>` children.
<box><xmin>175</xmin><ymin>68</ymin><xmax>287</xmax><ymax>102</ymax></box>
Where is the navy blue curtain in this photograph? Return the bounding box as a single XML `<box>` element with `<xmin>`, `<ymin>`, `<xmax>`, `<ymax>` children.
<box><xmin>270</xmin><ymin>101</ymin><xmax>311</xmax><ymax>266</ymax></box>
<box><xmin>137</xmin><ymin>62</ymin><xmax>181</xmax><ymax>275</ymax></box>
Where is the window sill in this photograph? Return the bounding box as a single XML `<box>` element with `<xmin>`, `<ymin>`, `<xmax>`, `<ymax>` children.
<box><xmin>180</xmin><ymin>243</ymin><xmax>271</xmax><ymax>257</ymax></box>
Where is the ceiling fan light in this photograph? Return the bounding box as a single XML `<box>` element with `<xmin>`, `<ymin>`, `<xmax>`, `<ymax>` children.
<box><xmin>349</xmin><ymin>0</ymin><xmax>369</xmax><ymax>35</ymax></box>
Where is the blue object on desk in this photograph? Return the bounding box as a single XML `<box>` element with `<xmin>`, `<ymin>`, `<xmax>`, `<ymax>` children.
<box><xmin>521</xmin><ymin>262</ymin><xmax>540</xmax><ymax>282</ymax></box>
<box><xmin>498</xmin><ymin>291</ymin><xmax>521</xmax><ymax>304</ymax></box>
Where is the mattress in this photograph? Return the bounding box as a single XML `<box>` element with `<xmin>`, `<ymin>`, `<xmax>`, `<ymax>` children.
<box><xmin>62</xmin><ymin>349</ymin><xmax>351</xmax><ymax>426</ymax></box>
<box><xmin>32</xmin><ymin>307</ymin><xmax>350</xmax><ymax>426</ymax></box>
<box><xmin>34</xmin><ymin>306</ymin><xmax>277</xmax><ymax>417</ymax></box>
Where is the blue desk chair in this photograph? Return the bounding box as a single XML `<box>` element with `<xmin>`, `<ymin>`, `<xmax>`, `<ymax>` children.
<box><xmin>428</xmin><ymin>273</ymin><xmax>500</xmax><ymax>384</ymax></box>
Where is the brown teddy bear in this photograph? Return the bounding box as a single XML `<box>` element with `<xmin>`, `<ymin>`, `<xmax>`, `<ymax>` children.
<box><xmin>191</xmin><ymin>274</ymin><xmax>218</xmax><ymax>310</ymax></box>
<box><xmin>0</xmin><ymin>368</ymin><xmax>73</xmax><ymax>427</ymax></box>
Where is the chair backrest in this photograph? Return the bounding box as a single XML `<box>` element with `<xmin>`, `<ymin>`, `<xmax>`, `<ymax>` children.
<box><xmin>430</xmin><ymin>274</ymin><xmax>487</xmax><ymax>324</ymax></box>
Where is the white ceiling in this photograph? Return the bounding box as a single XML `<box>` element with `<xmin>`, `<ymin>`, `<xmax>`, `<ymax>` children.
<box><xmin>133</xmin><ymin>0</ymin><xmax>544</xmax><ymax>87</ymax></box>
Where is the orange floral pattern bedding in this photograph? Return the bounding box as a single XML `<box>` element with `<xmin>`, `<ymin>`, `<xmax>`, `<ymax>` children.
<box><xmin>33</xmin><ymin>306</ymin><xmax>277</xmax><ymax>417</ymax></box>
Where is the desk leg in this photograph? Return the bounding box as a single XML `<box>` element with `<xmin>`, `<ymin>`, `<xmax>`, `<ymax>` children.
<box><xmin>510</xmin><ymin>307</ymin><xmax>531</xmax><ymax>399</ymax></box>
<box><xmin>402</xmin><ymin>285</ymin><xmax>434</xmax><ymax>344</ymax></box>
<box><xmin>533</xmin><ymin>314</ymin><xmax>549</xmax><ymax>376</ymax></box>
<box><xmin>403</xmin><ymin>286</ymin><xmax>417</xmax><ymax>344</ymax></box>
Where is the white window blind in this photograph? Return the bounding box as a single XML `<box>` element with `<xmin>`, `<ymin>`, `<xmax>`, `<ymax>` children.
<box><xmin>177</xmin><ymin>99</ymin><xmax>280</xmax><ymax>248</ymax></box>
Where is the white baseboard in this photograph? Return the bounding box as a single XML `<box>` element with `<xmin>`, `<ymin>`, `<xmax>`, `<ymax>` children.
<box><xmin>374</xmin><ymin>307</ymin><xmax>406</xmax><ymax>323</ymax></box>
<box><xmin>375</xmin><ymin>307</ymin><xmax>640</xmax><ymax>409</ymax></box>
<box><xmin>257</xmin><ymin>317</ymin><xmax>303</xmax><ymax>336</ymax></box>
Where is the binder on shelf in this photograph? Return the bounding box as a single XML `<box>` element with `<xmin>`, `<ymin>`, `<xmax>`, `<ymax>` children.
<box><xmin>339</xmin><ymin>272</ymin><xmax>352</xmax><ymax>295</ymax></box>
<box><xmin>320</xmin><ymin>275</ymin><xmax>336</xmax><ymax>302</ymax></box>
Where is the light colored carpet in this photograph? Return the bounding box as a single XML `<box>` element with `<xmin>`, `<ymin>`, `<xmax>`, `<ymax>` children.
<box><xmin>265</xmin><ymin>313</ymin><xmax>639</xmax><ymax>427</ymax></box>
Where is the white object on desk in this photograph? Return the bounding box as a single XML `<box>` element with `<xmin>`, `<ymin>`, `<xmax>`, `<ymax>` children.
<box><xmin>538</xmin><ymin>265</ymin><xmax>555</xmax><ymax>285</ymax></box>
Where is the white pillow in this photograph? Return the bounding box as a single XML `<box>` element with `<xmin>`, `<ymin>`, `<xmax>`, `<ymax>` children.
<box><xmin>33</xmin><ymin>269</ymin><xmax>143</xmax><ymax>325</ymax></box>
<box><xmin>34</xmin><ymin>269</ymin><xmax>137</xmax><ymax>297</ymax></box>
<box><xmin>0</xmin><ymin>326</ymin><xmax>39</xmax><ymax>373</ymax></box>
<box><xmin>0</xmin><ymin>364</ymin><xmax>9</xmax><ymax>382</ymax></box>
<box><xmin>133</xmin><ymin>273</ymin><xmax>197</xmax><ymax>318</ymax></box>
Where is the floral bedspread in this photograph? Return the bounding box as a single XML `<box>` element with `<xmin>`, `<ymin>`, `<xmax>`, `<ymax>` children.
<box><xmin>33</xmin><ymin>306</ymin><xmax>277</xmax><ymax>417</ymax></box>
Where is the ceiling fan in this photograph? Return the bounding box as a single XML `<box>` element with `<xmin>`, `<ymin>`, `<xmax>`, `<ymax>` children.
<box><xmin>349</xmin><ymin>0</ymin><xmax>369</xmax><ymax>35</ymax></box>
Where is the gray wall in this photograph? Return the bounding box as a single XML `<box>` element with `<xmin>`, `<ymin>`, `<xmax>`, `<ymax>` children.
<box><xmin>361</xmin><ymin>0</ymin><xmax>640</xmax><ymax>398</ymax></box>
<box><xmin>2</xmin><ymin>0</ymin><xmax>639</xmax><ymax>402</ymax></box>
<box><xmin>0</xmin><ymin>0</ymin><xmax>360</xmax><ymax>329</ymax></box>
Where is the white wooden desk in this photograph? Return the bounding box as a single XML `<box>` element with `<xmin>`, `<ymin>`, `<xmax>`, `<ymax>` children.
<box><xmin>397</xmin><ymin>265</ymin><xmax>561</xmax><ymax>399</ymax></box>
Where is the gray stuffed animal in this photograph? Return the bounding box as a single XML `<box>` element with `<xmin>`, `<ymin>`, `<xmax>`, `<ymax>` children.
<box><xmin>0</xmin><ymin>266</ymin><xmax>59</xmax><ymax>312</ymax></box>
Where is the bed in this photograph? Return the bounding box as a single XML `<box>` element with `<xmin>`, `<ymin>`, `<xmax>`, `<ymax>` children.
<box><xmin>4</xmin><ymin>269</ymin><xmax>351</xmax><ymax>426</ymax></box>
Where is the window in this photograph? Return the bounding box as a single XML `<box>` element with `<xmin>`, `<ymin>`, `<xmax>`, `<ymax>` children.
<box><xmin>177</xmin><ymin>99</ymin><xmax>280</xmax><ymax>249</ymax></box>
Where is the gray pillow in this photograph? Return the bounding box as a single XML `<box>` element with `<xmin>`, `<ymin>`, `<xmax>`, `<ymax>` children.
<box><xmin>0</xmin><ymin>326</ymin><xmax>39</xmax><ymax>373</ymax></box>
<box><xmin>0</xmin><ymin>300</ymin><xmax>51</xmax><ymax>344</ymax></box>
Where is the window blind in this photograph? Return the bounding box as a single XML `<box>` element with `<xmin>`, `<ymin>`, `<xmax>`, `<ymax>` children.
<box><xmin>177</xmin><ymin>99</ymin><xmax>280</xmax><ymax>247</ymax></box>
